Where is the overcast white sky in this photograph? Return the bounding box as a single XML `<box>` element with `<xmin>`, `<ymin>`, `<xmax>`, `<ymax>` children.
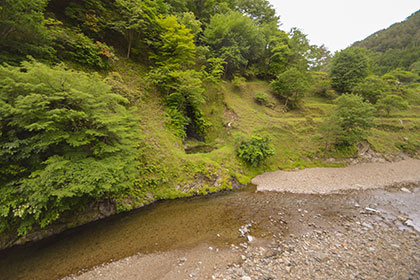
<box><xmin>269</xmin><ymin>0</ymin><xmax>420</xmax><ymax>52</ymax></box>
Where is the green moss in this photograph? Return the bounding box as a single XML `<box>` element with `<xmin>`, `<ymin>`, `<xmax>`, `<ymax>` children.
<box><xmin>234</xmin><ymin>173</ymin><xmax>251</xmax><ymax>185</ymax></box>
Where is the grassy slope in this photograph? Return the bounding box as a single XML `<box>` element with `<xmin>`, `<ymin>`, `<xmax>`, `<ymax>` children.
<box><xmin>109</xmin><ymin>60</ymin><xmax>420</xmax><ymax>210</ymax></box>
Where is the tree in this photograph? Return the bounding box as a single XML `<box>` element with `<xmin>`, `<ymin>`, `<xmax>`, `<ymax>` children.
<box><xmin>307</xmin><ymin>44</ymin><xmax>332</xmax><ymax>71</ymax></box>
<box><xmin>287</xmin><ymin>28</ymin><xmax>312</xmax><ymax>70</ymax></box>
<box><xmin>324</xmin><ymin>94</ymin><xmax>376</xmax><ymax>147</ymax></box>
<box><xmin>149</xmin><ymin>15</ymin><xmax>196</xmax><ymax>67</ymax></box>
<box><xmin>270</xmin><ymin>67</ymin><xmax>309</xmax><ymax>109</ymax></box>
<box><xmin>352</xmin><ymin>75</ymin><xmax>391</xmax><ymax>104</ymax></box>
<box><xmin>110</xmin><ymin>0</ymin><xmax>159</xmax><ymax>58</ymax></box>
<box><xmin>0</xmin><ymin>61</ymin><xmax>141</xmax><ymax>235</ymax></box>
<box><xmin>330</xmin><ymin>47</ymin><xmax>369</xmax><ymax>93</ymax></box>
<box><xmin>318</xmin><ymin>113</ymin><xmax>344</xmax><ymax>157</ymax></box>
<box><xmin>0</xmin><ymin>0</ymin><xmax>53</xmax><ymax>63</ymax></box>
<box><xmin>266</xmin><ymin>29</ymin><xmax>291</xmax><ymax>77</ymax></box>
<box><xmin>179</xmin><ymin>12</ymin><xmax>203</xmax><ymax>38</ymax></box>
<box><xmin>382</xmin><ymin>68</ymin><xmax>419</xmax><ymax>83</ymax></box>
<box><xmin>202</xmin><ymin>11</ymin><xmax>265</xmax><ymax>78</ymax></box>
<box><xmin>234</xmin><ymin>0</ymin><xmax>279</xmax><ymax>25</ymax></box>
<box><xmin>376</xmin><ymin>94</ymin><xmax>409</xmax><ymax>117</ymax></box>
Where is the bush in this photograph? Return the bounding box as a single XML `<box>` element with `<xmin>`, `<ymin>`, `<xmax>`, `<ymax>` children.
<box><xmin>233</xmin><ymin>75</ymin><xmax>247</xmax><ymax>91</ymax></box>
<box><xmin>237</xmin><ymin>136</ymin><xmax>275</xmax><ymax>167</ymax></box>
<box><xmin>49</xmin><ymin>26</ymin><xmax>115</xmax><ymax>69</ymax></box>
<box><xmin>0</xmin><ymin>61</ymin><xmax>141</xmax><ymax>235</ymax></box>
<box><xmin>255</xmin><ymin>92</ymin><xmax>268</xmax><ymax>104</ymax></box>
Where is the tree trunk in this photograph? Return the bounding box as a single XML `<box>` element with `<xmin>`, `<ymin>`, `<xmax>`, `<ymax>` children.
<box><xmin>126</xmin><ymin>31</ymin><xmax>133</xmax><ymax>59</ymax></box>
<box><xmin>127</xmin><ymin>36</ymin><xmax>132</xmax><ymax>59</ymax></box>
<box><xmin>324</xmin><ymin>141</ymin><xmax>329</xmax><ymax>158</ymax></box>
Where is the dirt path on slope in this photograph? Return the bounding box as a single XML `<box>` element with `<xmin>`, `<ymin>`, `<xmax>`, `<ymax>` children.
<box><xmin>252</xmin><ymin>159</ymin><xmax>420</xmax><ymax>194</ymax></box>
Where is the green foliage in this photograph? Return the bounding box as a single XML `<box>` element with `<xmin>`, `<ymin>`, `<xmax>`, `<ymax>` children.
<box><xmin>183</xmin><ymin>0</ymin><xmax>234</xmax><ymax>23</ymax></box>
<box><xmin>234</xmin><ymin>0</ymin><xmax>279</xmax><ymax>25</ymax></box>
<box><xmin>202</xmin><ymin>11</ymin><xmax>265</xmax><ymax>78</ymax></box>
<box><xmin>203</xmin><ymin>57</ymin><xmax>226</xmax><ymax>84</ymax></box>
<box><xmin>376</xmin><ymin>94</ymin><xmax>409</xmax><ymax>117</ymax></box>
<box><xmin>150</xmin><ymin>67</ymin><xmax>210</xmax><ymax>139</ymax></box>
<box><xmin>382</xmin><ymin>68</ymin><xmax>419</xmax><ymax>83</ymax></box>
<box><xmin>330</xmin><ymin>47</ymin><xmax>369</xmax><ymax>94</ymax></box>
<box><xmin>326</xmin><ymin>94</ymin><xmax>376</xmax><ymax>147</ymax></box>
<box><xmin>232</xmin><ymin>75</ymin><xmax>247</xmax><ymax>90</ymax></box>
<box><xmin>307</xmin><ymin>44</ymin><xmax>332</xmax><ymax>71</ymax></box>
<box><xmin>0</xmin><ymin>61</ymin><xmax>141</xmax><ymax>235</ymax></box>
<box><xmin>61</xmin><ymin>0</ymin><xmax>112</xmax><ymax>39</ymax></box>
<box><xmin>254</xmin><ymin>92</ymin><xmax>268</xmax><ymax>104</ymax></box>
<box><xmin>353</xmin><ymin>11</ymin><xmax>420</xmax><ymax>75</ymax></box>
<box><xmin>352</xmin><ymin>75</ymin><xmax>391</xmax><ymax>104</ymax></box>
<box><xmin>237</xmin><ymin>135</ymin><xmax>274</xmax><ymax>167</ymax></box>
<box><xmin>287</xmin><ymin>28</ymin><xmax>313</xmax><ymax>71</ymax></box>
<box><xmin>179</xmin><ymin>12</ymin><xmax>203</xmax><ymax>37</ymax></box>
<box><xmin>395</xmin><ymin>138</ymin><xmax>420</xmax><ymax>156</ymax></box>
<box><xmin>318</xmin><ymin>113</ymin><xmax>344</xmax><ymax>156</ymax></box>
<box><xmin>267</xmin><ymin>30</ymin><xmax>291</xmax><ymax>76</ymax></box>
<box><xmin>149</xmin><ymin>15</ymin><xmax>196</xmax><ymax>67</ymax></box>
<box><xmin>270</xmin><ymin>67</ymin><xmax>309</xmax><ymax>109</ymax></box>
<box><xmin>309</xmin><ymin>72</ymin><xmax>335</xmax><ymax>99</ymax></box>
<box><xmin>110</xmin><ymin>0</ymin><xmax>160</xmax><ymax>58</ymax></box>
<box><xmin>49</xmin><ymin>26</ymin><xmax>115</xmax><ymax>69</ymax></box>
<box><xmin>0</xmin><ymin>0</ymin><xmax>54</xmax><ymax>63</ymax></box>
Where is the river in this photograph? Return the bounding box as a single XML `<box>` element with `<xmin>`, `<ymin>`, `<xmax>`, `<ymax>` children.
<box><xmin>0</xmin><ymin>183</ymin><xmax>419</xmax><ymax>280</ymax></box>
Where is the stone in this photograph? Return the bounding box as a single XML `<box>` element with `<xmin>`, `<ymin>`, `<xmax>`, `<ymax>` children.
<box><xmin>401</xmin><ymin>188</ymin><xmax>411</xmax><ymax>193</ymax></box>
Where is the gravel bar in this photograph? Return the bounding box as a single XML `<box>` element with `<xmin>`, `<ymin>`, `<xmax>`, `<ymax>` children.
<box><xmin>252</xmin><ymin>159</ymin><xmax>420</xmax><ymax>194</ymax></box>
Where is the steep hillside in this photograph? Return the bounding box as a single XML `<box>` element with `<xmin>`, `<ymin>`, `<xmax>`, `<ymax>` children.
<box><xmin>353</xmin><ymin>10</ymin><xmax>420</xmax><ymax>74</ymax></box>
<box><xmin>2</xmin><ymin>0</ymin><xmax>420</xmax><ymax>249</ymax></box>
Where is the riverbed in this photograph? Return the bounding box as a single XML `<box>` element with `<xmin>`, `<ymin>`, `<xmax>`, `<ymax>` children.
<box><xmin>0</xmin><ymin>185</ymin><xmax>420</xmax><ymax>279</ymax></box>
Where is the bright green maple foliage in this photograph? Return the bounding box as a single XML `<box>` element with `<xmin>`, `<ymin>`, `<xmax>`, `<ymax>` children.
<box><xmin>0</xmin><ymin>61</ymin><xmax>142</xmax><ymax>235</ymax></box>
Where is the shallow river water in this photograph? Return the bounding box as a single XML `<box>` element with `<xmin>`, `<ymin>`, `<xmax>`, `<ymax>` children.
<box><xmin>0</xmin><ymin>185</ymin><xmax>419</xmax><ymax>280</ymax></box>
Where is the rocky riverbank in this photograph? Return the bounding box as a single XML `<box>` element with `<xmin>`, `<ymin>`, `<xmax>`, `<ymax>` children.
<box><xmin>215</xmin><ymin>214</ymin><xmax>420</xmax><ymax>280</ymax></box>
<box><xmin>63</xmin><ymin>184</ymin><xmax>420</xmax><ymax>280</ymax></box>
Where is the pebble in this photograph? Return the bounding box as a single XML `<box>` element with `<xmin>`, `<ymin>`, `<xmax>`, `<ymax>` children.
<box><xmin>216</xmin><ymin>213</ymin><xmax>420</xmax><ymax>280</ymax></box>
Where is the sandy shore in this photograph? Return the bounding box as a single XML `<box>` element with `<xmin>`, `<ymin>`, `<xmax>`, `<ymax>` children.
<box><xmin>252</xmin><ymin>159</ymin><xmax>420</xmax><ymax>194</ymax></box>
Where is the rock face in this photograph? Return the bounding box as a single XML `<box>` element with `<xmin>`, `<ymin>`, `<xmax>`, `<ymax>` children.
<box><xmin>252</xmin><ymin>159</ymin><xmax>420</xmax><ymax>194</ymax></box>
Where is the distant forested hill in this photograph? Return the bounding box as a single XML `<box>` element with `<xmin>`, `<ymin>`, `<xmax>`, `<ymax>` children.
<box><xmin>353</xmin><ymin>10</ymin><xmax>420</xmax><ymax>75</ymax></box>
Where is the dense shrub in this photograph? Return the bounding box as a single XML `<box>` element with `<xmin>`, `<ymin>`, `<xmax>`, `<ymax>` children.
<box><xmin>254</xmin><ymin>92</ymin><xmax>268</xmax><ymax>104</ymax></box>
<box><xmin>50</xmin><ymin>26</ymin><xmax>115</xmax><ymax>69</ymax></box>
<box><xmin>0</xmin><ymin>61</ymin><xmax>141</xmax><ymax>235</ymax></box>
<box><xmin>237</xmin><ymin>136</ymin><xmax>274</xmax><ymax>167</ymax></box>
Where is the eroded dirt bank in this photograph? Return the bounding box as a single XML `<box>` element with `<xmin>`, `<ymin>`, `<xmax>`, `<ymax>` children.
<box><xmin>252</xmin><ymin>159</ymin><xmax>420</xmax><ymax>194</ymax></box>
